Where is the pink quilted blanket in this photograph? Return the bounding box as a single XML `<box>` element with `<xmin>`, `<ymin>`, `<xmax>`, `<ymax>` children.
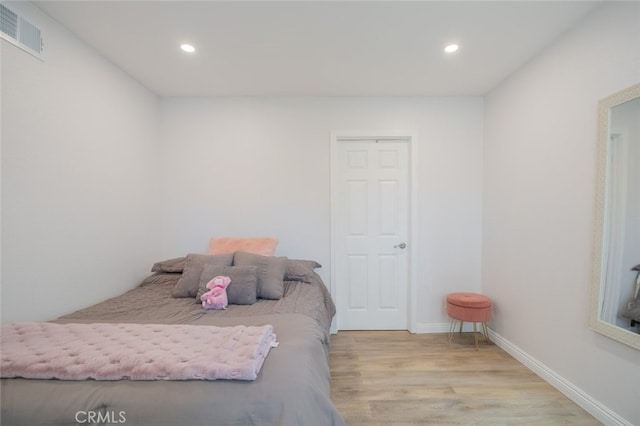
<box><xmin>1</xmin><ymin>322</ymin><xmax>277</xmax><ymax>381</ymax></box>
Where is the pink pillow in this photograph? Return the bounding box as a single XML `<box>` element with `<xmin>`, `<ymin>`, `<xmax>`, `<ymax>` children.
<box><xmin>208</xmin><ymin>237</ymin><xmax>278</xmax><ymax>256</ymax></box>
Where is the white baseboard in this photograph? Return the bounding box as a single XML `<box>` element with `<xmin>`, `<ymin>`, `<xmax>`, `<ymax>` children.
<box><xmin>487</xmin><ymin>329</ymin><xmax>632</xmax><ymax>426</ymax></box>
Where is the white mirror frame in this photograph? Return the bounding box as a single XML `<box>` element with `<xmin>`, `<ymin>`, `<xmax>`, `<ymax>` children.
<box><xmin>589</xmin><ymin>82</ymin><xmax>640</xmax><ymax>350</ymax></box>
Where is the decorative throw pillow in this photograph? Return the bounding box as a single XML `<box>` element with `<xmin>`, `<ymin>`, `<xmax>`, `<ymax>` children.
<box><xmin>233</xmin><ymin>251</ymin><xmax>287</xmax><ymax>300</ymax></box>
<box><xmin>196</xmin><ymin>265</ymin><xmax>258</xmax><ymax>305</ymax></box>
<box><xmin>139</xmin><ymin>272</ymin><xmax>182</xmax><ymax>287</ymax></box>
<box><xmin>151</xmin><ymin>256</ymin><xmax>187</xmax><ymax>273</ymax></box>
<box><xmin>171</xmin><ymin>253</ymin><xmax>234</xmax><ymax>298</ymax></box>
<box><xmin>284</xmin><ymin>259</ymin><xmax>322</xmax><ymax>283</ymax></box>
<box><xmin>208</xmin><ymin>237</ymin><xmax>278</xmax><ymax>256</ymax></box>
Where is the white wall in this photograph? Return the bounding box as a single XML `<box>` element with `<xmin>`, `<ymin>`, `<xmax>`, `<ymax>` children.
<box><xmin>1</xmin><ymin>2</ymin><xmax>162</xmax><ymax>322</ymax></box>
<box><xmin>484</xmin><ymin>2</ymin><xmax>640</xmax><ymax>424</ymax></box>
<box><xmin>159</xmin><ymin>96</ymin><xmax>484</xmax><ymax>325</ymax></box>
<box><xmin>1</xmin><ymin>2</ymin><xmax>484</xmax><ymax>328</ymax></box>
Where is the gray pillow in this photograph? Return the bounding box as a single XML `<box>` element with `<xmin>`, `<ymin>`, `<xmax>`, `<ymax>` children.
<box><xmin>233</xmin><ymin>251</ymin><xmax>287</xmax><ymax>300</ymax></box>
<box><xmin>139</xmin><ymin>272</ymin><xmax>181</xmax><ymax>287</ymax></box>
<box><xmin>196</xmin><ymin>265</ymin><xmax>258</xmax><ymax>305</ymax></box>
<box><xmin>171</xmin><ymin>253</ymin><xmax>234</xmax><ymax>298</ymax></box>
<box><xmin>151</xmin><ymin>256</ymin><xmax>187</xmax><ymax>273</ymax></box>
<box><xmin>284</xmin><ymin>259</ymin><xmax>321</xmax><ymax>283</ymax></box>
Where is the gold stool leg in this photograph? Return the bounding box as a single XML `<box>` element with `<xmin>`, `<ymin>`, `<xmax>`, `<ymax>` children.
<box><xmin>473</xmin><ymin>322</ymin><xmax>479</xmax><ymax>350</ymax></box>
<box><xmin>448</xmin><ymin>319</ymin><xmax>457</xmax><ymax>342</ymax></box>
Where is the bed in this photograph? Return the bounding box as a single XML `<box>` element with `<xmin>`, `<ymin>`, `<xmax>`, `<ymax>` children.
<box><xmin>1</xmin><ymin>253</ymin><xmax>344</xmax><ymax>426</ymax></box>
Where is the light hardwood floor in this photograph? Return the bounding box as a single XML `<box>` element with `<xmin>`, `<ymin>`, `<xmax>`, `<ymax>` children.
<box><xmin>329</xmin><ymin>331</ymin><xmax>601</xmax><ymax>425</ymax></box>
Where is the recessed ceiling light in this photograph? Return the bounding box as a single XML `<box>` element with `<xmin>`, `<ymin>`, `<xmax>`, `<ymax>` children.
<box><xmin>180</xmin><ymin>44</ymin><xmax>195</xmax><ymax>53</ymax></box>
<box><xmin>444</xmin><ymin>44</ymin><xmax>459</xmax><ymax>53</ymax></box>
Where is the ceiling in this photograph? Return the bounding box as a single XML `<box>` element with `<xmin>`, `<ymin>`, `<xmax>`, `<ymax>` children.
<box><xmin>34</xmin><ymin>1</ymin><xmax>602</xmax><ymax>97</ymax></box>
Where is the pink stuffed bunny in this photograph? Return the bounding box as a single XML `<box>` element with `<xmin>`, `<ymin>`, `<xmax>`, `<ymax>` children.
<box><xmin>200</xmin><ymin>275</ymin><xmax>231</xmax><ymax>310</ymax></box>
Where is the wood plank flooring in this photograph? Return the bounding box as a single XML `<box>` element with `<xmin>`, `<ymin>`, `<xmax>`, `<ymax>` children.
<box><xmin>329</xmin><ymin>331</ymin><xmax>600</xmax><ymax>425</ymax></box>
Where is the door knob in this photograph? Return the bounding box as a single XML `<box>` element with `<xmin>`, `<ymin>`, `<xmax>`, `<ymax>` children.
<box><xmin>394</xmin><ymin>242</ymin><xmax>407</xmax><ymax>249</ymax></box>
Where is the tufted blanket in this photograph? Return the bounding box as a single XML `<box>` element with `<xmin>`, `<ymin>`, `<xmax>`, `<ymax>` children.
<box><xmin>1</xmin><ymin>322</ymin><xmax>277</xmax><ymax>381</ymax></box>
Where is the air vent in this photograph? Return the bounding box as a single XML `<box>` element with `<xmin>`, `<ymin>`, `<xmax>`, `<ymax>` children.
<box><xmin>0</xmin><ymin>3</ymin><xmax>43</xmax><ymax>59</ymax></box>
<box><xmin>0</xmin><ymin>3</ymin><xmax>17</xmax><ymax>38</ymax></box>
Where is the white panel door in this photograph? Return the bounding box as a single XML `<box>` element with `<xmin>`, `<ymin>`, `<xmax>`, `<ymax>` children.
<box><xmin>334</xmin><ymin>139</ymin><xmax>409</xmax><ymax>330</ymax></box>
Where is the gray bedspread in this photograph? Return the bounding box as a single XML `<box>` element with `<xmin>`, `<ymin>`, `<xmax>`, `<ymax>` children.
<box><xmin>1</xmin><ymin>273</ymin><xmax>344</xmax><ymax>426</ymax></box>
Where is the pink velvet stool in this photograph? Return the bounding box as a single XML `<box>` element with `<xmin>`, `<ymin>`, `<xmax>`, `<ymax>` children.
<box><xmin>446</xmin><ymin>292</ymin><xmax>492</xmax><ymax>349</ymax></box>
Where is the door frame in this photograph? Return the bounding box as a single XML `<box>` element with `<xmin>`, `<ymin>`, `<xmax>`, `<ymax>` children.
<box><xmin>330</xmin><ymin>131</ymin><xmax>418</xmax><ymax>333</ymax></box>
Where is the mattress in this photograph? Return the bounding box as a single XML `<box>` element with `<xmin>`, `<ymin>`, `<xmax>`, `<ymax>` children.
<box><xmin>1</xmin><ymin>271</ymin><xmax>344</xmax><ymax>425</ymax></box>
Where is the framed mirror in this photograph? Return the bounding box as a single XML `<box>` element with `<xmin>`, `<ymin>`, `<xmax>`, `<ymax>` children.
<box><xmin>589</xmin><ymin>82</ymin><xmax>640</xmax><ymax>350</ymax></box>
